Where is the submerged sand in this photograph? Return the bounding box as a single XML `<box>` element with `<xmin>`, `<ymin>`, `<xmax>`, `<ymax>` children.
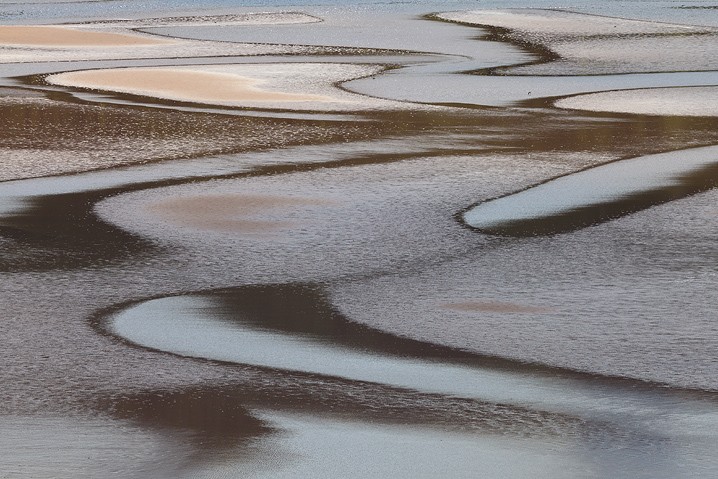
<box><xmin>0</xmin><ymin>26</ymin><xmax>171</xmax><ymax>46</ymax></box>
<box><xmin>149</xmin><ymin>194</ymin><xmax>336</xmax><ymax>233</ymax></box>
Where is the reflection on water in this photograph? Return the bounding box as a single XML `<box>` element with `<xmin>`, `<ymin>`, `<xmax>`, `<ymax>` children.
<box><xmin>104</xmin><ymin>388</ymin><xmax>271</xmax><ymax>450</ymax></box>
<box><xmin>0</xmin><ymin>416</ymin><xmax>195</xmax><ymax>479</ymax></box>
<box><xmin>216</xmin><ymin>412</ymin><xmax>593</xmax><ymax>479</ymax></box>
<box><xmin>105</xmin><ymin>285</ymin><xmax>718</xmax><ymax>478</ymax></box>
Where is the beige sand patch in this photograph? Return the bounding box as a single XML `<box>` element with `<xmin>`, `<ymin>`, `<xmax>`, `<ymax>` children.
<box><xmin>0</xmin><ymin>26</ymin><xmax>171</xmax><ymax>46</ymax></box>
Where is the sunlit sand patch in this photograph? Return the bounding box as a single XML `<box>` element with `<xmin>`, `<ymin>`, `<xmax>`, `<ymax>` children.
<box><xmin>0</xmin><ymin>25</ymin><xmax>172</xmax><ymax>46</ymax></box>
<box><xmin>46</xmin><ymin>64</ymin><xmax>417</xmax><ymax>110</ymax></box>
<box><xmin>149</xmin><ymin>194</ymin><xmax>336</xmax><ymax>233</ymax></box>
<box><xmin>443</xmin><ymin>301</ymin><xmax>552</xmax><ymax>314</ymax></box>
<box><xmin>555</xmin><ymin>86</ymin><xmax>718</xmax><ymax>117</ymax></box>
<box><xmin>48</xmin><ymin>68</ymin><xmax>330</xmax><ymax>104</ymax></box>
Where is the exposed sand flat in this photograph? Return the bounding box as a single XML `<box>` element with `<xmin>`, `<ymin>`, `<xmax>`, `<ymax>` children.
<box><xmin>555</xmin><ymin>86</ymin><xmax>718</xmax><ymax>117</ymax></box>
<box><xmin>149</xmin><ymin>194</ymin><xmax>336</xmax><ymax>233</ymax></box>
<box><xmin>47</xmin><ymin>64</ymin><xmax>418</xmax><ymax>110</ymax></box>
<box><xmin>48</xmin><ymin>68</ymin><xmax>331</xmax><ymax>104</ymax></box>
<box><xmin>0</xmin><ymin>25</ymin><xmax>171</xmax><ymax>46</ymax></box>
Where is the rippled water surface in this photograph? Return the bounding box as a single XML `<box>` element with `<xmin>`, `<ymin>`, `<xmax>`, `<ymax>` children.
<box><xmin>1</xmin><ymin>0</ymin><xmax>717</xmax><ymax>477</ymax></box>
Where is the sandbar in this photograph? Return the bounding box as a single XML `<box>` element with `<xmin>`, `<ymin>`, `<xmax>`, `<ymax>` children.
<box><xmin>0</xmin><ymin>25</ymin><xmax>171</xmax><ymax>46</ymax></box>
<box><xmin>47</xmin><ymin>67</ymin><xmax>333</xmax><ymax>105</ymax></box>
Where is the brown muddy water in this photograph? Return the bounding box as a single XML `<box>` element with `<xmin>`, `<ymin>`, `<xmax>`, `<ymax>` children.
<box><xmin>1</xmin><ymin>1</ymin><xmax>717</xmax><ymax>478</ymax></box>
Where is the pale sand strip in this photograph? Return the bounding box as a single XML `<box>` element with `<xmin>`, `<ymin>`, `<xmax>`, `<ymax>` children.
<box><xmin>0</xmin><ymin>26</ymin><xmax>172</xmax><ymax>46</ymax></box>
<box><xmin>47</xmin><ymin>68</ymin><xmax>332</xmax><ymax>104</ymax></box>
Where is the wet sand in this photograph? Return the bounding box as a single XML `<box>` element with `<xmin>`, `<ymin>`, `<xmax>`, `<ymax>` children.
<box><xmin>1</xmin><ymin>1</ymin><xmax>718</xmax><ymax>478</ymax></box>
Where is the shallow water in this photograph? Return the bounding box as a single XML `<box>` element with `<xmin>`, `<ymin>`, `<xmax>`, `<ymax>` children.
<box><xmin>463</xmin><ymin>145</ymin><xmax>718</xmax><ymax>235</ymax></box>
<box><xmin>1</xmin><ymin>0</ymin><xmax>717</xmax><ymax>477</ymax></box>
